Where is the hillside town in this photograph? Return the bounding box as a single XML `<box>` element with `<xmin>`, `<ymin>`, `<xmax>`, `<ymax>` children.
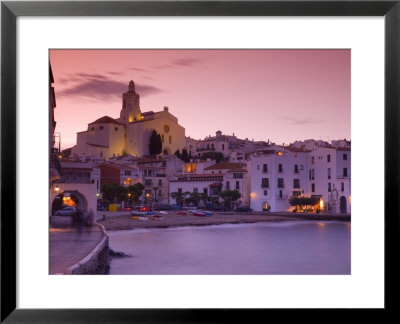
<box><xmin>50</xmin><ymin>76</ymin><xmax>351</xmax><ymax>218</ymax></box>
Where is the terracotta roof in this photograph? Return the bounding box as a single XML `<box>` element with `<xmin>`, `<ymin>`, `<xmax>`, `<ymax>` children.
<box><xmin>136</xmin><ymin>158</ymin><xmax>165</xmax><ymax>164</ymax></box>
<box><xmin>88</xmin><ymin>116</ymin><xmax>124</xmax><ymax>126</ymax></box>
<box><xmin>97</xmin><ymin>162</ymin><xmax>138</xmax><ymax>170</ymax></box>
<box><xmin>204</xmin><ymin>162</ymin><xmax>242</xmax><ymax>171</ymax></box>
<box><xmin>87</xmin><ymin>143</ymin><xmax>109</xmax><ymax>148</ymax></box>
<box><xmin>227</xmin><ymin>168</ymin><xmax>247</xmax><ymax>173</ymax></box>
<box><xmin>285</xmin><ymin>147</ymin><xmax>312</xmax><ymax>153</ymax></box>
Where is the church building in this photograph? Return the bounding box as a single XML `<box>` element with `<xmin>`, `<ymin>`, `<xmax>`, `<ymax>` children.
<box><xmin>71</xmin><ymin>81</ymin><xmax>186</xmax><ymax>159</ymax></box>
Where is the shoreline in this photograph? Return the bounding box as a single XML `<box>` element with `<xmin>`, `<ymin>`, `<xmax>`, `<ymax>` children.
<box><xmin>97</xmin><ymin>211</ymin><xmax>350</xmax><ymax>231</ymax></box>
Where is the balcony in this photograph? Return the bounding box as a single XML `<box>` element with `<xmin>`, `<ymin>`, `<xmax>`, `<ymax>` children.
<box><xmin>276</xmin><ymin>193</ymin><xmax>289</xmax><ymax>199</ymax></box>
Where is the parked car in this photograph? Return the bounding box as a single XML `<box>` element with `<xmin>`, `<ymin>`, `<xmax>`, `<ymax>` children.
<box><xmin>55</xmin><ymin>206</ymin><xmax>77</xmax><ymax>216</ymax></box>
<box><xmin>235</xmin><ymin>206</ymin><xmax>253</xmax><ymax>212</ymax></box>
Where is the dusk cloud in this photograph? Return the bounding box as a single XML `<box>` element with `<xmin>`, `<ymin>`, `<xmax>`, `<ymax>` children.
<box><xmin>58</xmin><ymin>75</ymin><xmax>162</xmax><ymax>101</ymax></box>
<box><xmin>171</xmin><ymin>58</ymin><xmax>202</xmax><ymax>67</ymax></box>
<box><xmin>280</xmin><ymin>116</ymin><xmax>324</xmax><ymax>125</ymax></box>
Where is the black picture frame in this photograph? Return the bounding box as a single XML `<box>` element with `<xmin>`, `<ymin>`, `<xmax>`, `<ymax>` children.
<box><xmin>1</xmin><ymin>0</ymin><xmax>399</xmax><ymax>322</ymax></box>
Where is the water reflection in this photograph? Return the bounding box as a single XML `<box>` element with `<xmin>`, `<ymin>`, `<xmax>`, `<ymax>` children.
<box><xmin>108</xmin><ymin>221</ymin><xmax>351</xmax><ymax>275</ymax></box>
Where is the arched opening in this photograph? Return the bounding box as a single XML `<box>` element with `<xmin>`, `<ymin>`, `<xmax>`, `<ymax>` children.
<box><xmin>340</xmin><ymin>196</ymin><xmax>347</xmax><ymax>214</ymax></box>
<box><xmin>262</xmin><ymin>201</ymin><xmax>269</xmax><ymax>211</ymax></box>
<box><xmin>51</xmin><ymin>190</ymin><xmax>88</xmax><ymax>215</ymax></box>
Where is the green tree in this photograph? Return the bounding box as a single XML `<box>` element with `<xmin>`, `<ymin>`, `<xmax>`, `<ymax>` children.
<box><xmin>101</xmin><ymin>183</ymin><xmax>129</xmax><ymax>203</ymax></box>
<box><xmin>174</xmin><ymin>149</ymin><xmax>182</xmax><ymax>159</ymax></box>
<box><xmin>127</xmin><ymin>182</ymin><xmax>145</xmax><ymax>203</ymax></box>
<box><xmin>219</xmin><ymin>190</ymin><xmax>241</xmax><ymax>210</ymax></box>
<box><xmin>170</xmin><ymin>191</ymin><xmax>190</xmax><ymax>206</ymax></box>
<box><xmin>181</xmin><ymin>149</ymin><xmax>190</xmax><ymax>162</ymax></box>
<box><xmin>149</xmin><ymin>130</ymin><xmax>163</xmax><ymax>155</ymax></box>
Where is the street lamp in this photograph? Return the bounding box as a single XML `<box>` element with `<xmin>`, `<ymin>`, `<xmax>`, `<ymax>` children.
<box><xmin>54</xmin><ymin>185</ymin><xmax>60</xmax><ymax>192</ymax></box>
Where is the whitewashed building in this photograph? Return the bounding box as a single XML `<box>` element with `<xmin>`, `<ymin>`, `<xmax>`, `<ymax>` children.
<box><xmin>249</xmin><ymin>144</ymin><xmax>351</xmax><ymax>213</ymax></box>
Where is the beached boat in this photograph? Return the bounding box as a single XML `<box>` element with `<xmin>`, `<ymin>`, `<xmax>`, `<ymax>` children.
<box><xmin>191</xmin><ymin>211</ymin><xmax>207</xmax><ymax>217</ymax></box>
<box><xmin>130</xmin><ymin>216</ymin><xmax>149</xmax><ymax>221</ymax></box>
<box><xmin>150</xmin><ymin>215</ymin><xmax>164</xmax><ymax>220</ymax></box>
<box><xmin>130</xmin><ymin>211</ymin><xmax>155</xmax><ymax>216</ymax></box>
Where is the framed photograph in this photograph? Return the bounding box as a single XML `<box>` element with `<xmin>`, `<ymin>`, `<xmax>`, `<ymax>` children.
<box><xmin>2</xmin><ymin>0</ymin><xmax>399</xmax><ymax>322</ymax></box>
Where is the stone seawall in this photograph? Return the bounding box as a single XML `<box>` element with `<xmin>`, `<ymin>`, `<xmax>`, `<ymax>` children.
<box><xmin>65</xmin><ymin>224</ymin><xmax>110</xmax><ymax>275</ymax></box>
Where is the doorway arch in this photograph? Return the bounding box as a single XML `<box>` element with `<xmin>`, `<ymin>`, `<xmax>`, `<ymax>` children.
<box><xmin>51</xmin><ymin>190</ymin><xmax>88</xmax><ymax>215</ymax></box>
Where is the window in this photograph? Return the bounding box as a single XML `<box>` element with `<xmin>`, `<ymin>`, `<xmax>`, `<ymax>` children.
<box><xmin>292</xmin><ymin>191</ymin><xmax>301</xmax><ymax>197</ymax></box>
<box><xmin>159</xmin><ymin>189</ymin><xmax>162</xmax><ymax>196</ymax></box>
<box><xmin>261</xmin><ymin>178</ymin><xmax>269</xmax><ymax>188</ymax></box>
<box><xmin>277</xmin><ymin>178</ymin><xmax>284</xmax><ymax>188</ymax></box>
<box><xmin>158</xmin><ymin>179</ymin><xmax>162</xmax><ymax>186</ymax></box>
<box><xmin>169</xmin><ymin>136</ymin><xmax>172</xmax><ymax>144</ymax></box>
<box><xmin>178</xmin><ymin>188</ymin><xmax>182</xmax><ymax>194</ymax></box>
<box><xmin>263</xmin><ymin>164</ymin><xmax>268</xmax><ymax>173</ymax></box>
<box><xmin>222</xmin><ymin>144</ymin><xmax>225</xmax><ymax>150</ymax></box>
<box><xmin>343</xmin><ymin>153</ymin><xmax>348</xmax><ymax>160</ymax></box>
<box><xmin>145</xmin><ymin>179</ymin><xmax>152</xmax><ymax>186</ymax></box>
<box><xmin>328</xmin><ymin>183</ymin><xmax>331</xmax><ymax>192</ymax></box>
<box><xmin>293</xmin><ymin>179</ymin><xmax>300</xmax><ymax>188</ymax></box>
<box><xmin>123</xmin><ymin>178</ymin><xmax>132</xmax><ymax>185</ymax></box>
<box><xmin>193</xmin><ymin>188</ymin><xmax>198</xmax><ymax>194</ymax></box>
<box><xmin>311</xmin><ymin>156</ymin><xmax>315</xmax><ymax>164</ymax></box>
<box><xmin>262</xmin><ymin>202</ymin><xmax>269</xmax><ymax>210</ymax></box>
<box><xmin>125</xmin><ymin>170</ymin><xmax>131</xmax><ymax>176</ymax></box>
<box><xmin>341</xmin><ymin>182</ymin><xmax>345</xmax><ymax>192</ymax></box>
<box><xmin>114</xmin><ymin>127</ymin><xmax>118</xmax><ymax>131</ymax></box>
<box><xmin>328</xmin><ymin>168</ymin><xmax>331</xmax><ymax>179</ymax></box>
<box><xmin>257</xmin><ymin>165</ymin><xmax>260</xmax><ymax>170</ymax></box>
<box><xmin>327</xmin><ymin>154</ymin><xmax>331</xmax><ymax>162</ymax></box>
<box><xmin>203</xmin><ymin>188</ymin><xmax>208</xmax><ymax>195</ymax></box>
<box><xmin>343</xmin><ymin>168</ymin><xmax>348</xmax><ymax>177</ymax></box>
<box><xmin>226</xmin><ymin>181</ymin><xmax>230</xmax><ymax>190</ymax></box>
<box><xmin>233</xmin><ymin>173</ymin><xmax>243</xmax><ymax>179</ymax></box>
<box><xmin>311</xmin><ymin>183</ymin><xmax>315</xmax><ymax>192</ymax></box>
<box><xmin>294</xmin><ymin>164</ymin><xmax>299</xmax><ymax>173</ymax></box>
<box><xmin>278</xmin><ymin>164</ymin><xmax>283</xmax><ymax>172</ymax></box>
<box><xmin>279</xmin><ymin>190</ymin><xmax>283</xmax><ymax>198</ymax></box>
<box><xmin>236</xmin><ymin>181</ymin><xmax>240</xmax><ymax>190</ymax></box>
<box><xmin>309</xmin><ymin>169</ymin><xmax>315</xmax><ymax>180</ymax></box>
<box><xmin>263</xmin><ymin>190</ymin><xmax>268</xmax><ymax>196</ymax></box>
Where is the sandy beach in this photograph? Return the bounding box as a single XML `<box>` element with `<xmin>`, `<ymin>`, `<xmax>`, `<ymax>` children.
<box><xmin>97</xmin><ymin>210</ymin><xmax>350</xmax><ymax>231</ymax></box>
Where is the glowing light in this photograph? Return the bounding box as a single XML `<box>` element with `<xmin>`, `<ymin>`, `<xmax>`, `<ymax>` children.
<box><xmin>319</xmin><ymin>198</ymin><xmax>324</xmax><ymax>210</ymax></box>
<box><xmin>349</xmin><ymin>195</ymin><xmax>351</xmax><ymax>204</ymax></box>
<box><xmin>54</xmin><ymin>185</ymin><xmax>59</xmax><ymax>192</ymax></box>
<box><xmin>250</xmin><ymin>192</ymin><xmax>256</xmax><ymax>198</ymax></box>
<box><xmin>277</xmin><ymin>151</ymin><xmax>283</xmax><ymax>156</ymax></box>
<box><xmin>96</xmin><ymin>193</ymin><xmax>100</xmax><ymax>197</ymax></box>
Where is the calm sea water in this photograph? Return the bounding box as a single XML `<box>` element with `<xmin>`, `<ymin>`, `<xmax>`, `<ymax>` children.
<box><xmin>108</xmin><ymin>221</ymin><xmax>351</xmax><ymax>275</ymax></box>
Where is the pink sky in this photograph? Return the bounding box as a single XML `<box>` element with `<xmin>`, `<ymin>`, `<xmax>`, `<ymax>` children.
<box><xmin>50</xmin><ymin>49</ymin><xmax>350</xmax><ymax>150</ymax></box>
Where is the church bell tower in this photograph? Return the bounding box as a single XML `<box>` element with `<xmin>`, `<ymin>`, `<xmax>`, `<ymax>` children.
<box><xmin>120</xmin><ymin>80</ymin><xmax>141</xmax><ymax>123</ymax></box>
